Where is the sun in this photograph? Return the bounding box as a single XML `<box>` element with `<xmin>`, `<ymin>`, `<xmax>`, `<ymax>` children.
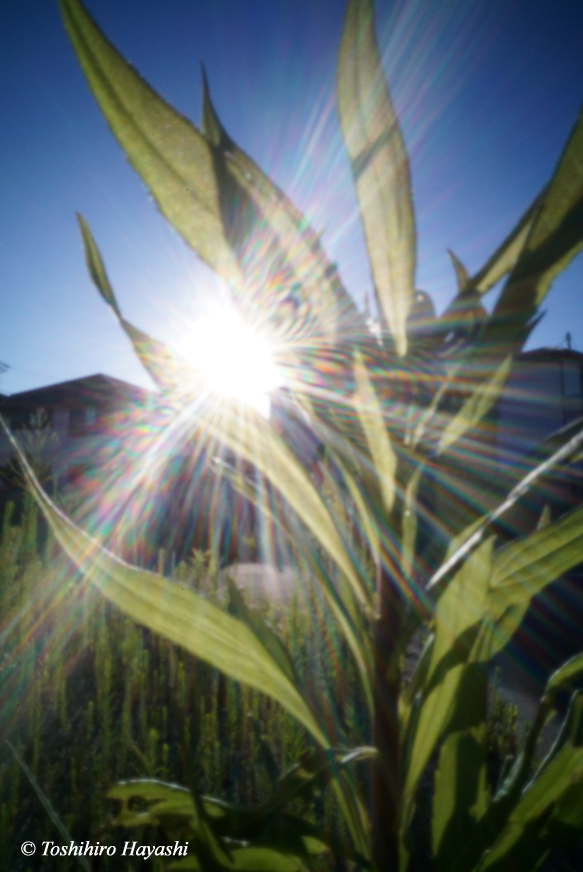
<box><xmin>177</xmin><ymin>304</ymin><xmax>283</xmax><ymax>415</ymax></box>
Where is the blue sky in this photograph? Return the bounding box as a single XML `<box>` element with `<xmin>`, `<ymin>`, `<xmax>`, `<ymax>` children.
<box><xmin>2</xmin><ymin>0</ymin><xmax>583</xmax><ymax>396</ymax></box>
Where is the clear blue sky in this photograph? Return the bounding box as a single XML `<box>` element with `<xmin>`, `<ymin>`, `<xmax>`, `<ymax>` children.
<box><xmin>2</xmin><ymin>0</ymin><xmax>583</xmax><ymax>396</ymax></box>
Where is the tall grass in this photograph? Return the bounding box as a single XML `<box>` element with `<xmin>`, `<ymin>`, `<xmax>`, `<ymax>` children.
<box><xmin>0</xmin><ymin>499</ymin><xmax>370</xmax><ymax>869</ymax></box>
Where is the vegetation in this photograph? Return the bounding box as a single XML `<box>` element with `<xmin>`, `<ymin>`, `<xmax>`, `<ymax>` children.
<box><xmin>4</xmin><ymin>0</ymin><xmax>583</xmax><ymax>868</ymax></box>
<box><xmin>0</xmin><ymin>502</ymin><xmax>368</xmax><ymax>870</ymax></box>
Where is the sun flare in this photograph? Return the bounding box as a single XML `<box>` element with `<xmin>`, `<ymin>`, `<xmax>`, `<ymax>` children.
<box><xmin>178</xmin><ymin>305</ymin><xmax>283</xmax><ymax>415</ymax></box>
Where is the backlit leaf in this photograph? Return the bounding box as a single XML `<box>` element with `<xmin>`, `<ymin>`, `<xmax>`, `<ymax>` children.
<box><xmin>438</xmin><ymin>355</ymin><xmax>512</xmax><ymax>454</ymax></box>
<box><xmin>354</xmin><ymin>352</ymin><xmax>397</xmax><ymax>513</ymax></box>
<box><xmin>9</xmin><ymin>432</ymin><xmax>329</xmax><ymax>749</ymax></box>
<box><xmin>447</xmin><ymin>250</ymin><xmax>470</xmax><ymax>293</ymax></box>
<box><xmin>338</xmin><ymin>0</ymin><xmax>415</xmax><ymax>355</ymax></box>
<box><xmin>201</xmin><ymin>68</ymin><xmax>366</xmax><ymax>354</ymax></box>
<box><xmin>77</xmin><ymin>214</ymin><xmax>201</xmax><ymax>395</ymax></box>
<box><xmin>470</xmin><ymin>191</ymin><xmax>544</xmax><ymax>295</ymax></box>
<box><xmin>60</xmin><ymin>0</ymin><xmax>241</xmax><ymax>288</ymax></box>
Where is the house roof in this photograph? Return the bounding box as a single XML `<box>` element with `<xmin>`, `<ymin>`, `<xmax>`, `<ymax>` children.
<box><xmin>0</xmin><ymin>374</ymin><xmax>155</xmax><ymax>411</ymax></box>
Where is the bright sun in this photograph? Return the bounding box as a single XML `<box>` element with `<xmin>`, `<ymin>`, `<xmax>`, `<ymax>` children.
<box><xmin>178</xmin><ymin>305</ymin><xmax>283</xmax><ymax>415</ymax></box>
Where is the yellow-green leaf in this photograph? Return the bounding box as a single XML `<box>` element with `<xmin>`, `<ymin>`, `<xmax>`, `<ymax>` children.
<box><xmin>11</xmin><ymin>432</ymin><xmax>329</xmax><ymax>750</ymax></box>
<box><xmin>60</xmin><ymin>0</ymin><xmax>241</xmax><ymax>288</ymax></box>
<box><xmin>491</xmin><ymin>106</ymin><xmax>583</xmax><ymax>339</ymax></box>
<box><xmin>77</xmin><ymin>214</ymin><xmax>201</xmax><ymax>395</ymax></box>
<box><xmin>447</xmin><ymin>250</ymin><xmax>470</xmax><ymax>293</ymax></box>
<box><xmin>354</xmin><ymin>352</ymin><xmax>397</xmax><ymax>513</ymax></box>
<box><xmin>438</xmin><ymin>355</ymin><xmax>512</xmax><ymax>454</ymax></box>
<box><xmin>470</xmin><ymin>191</ymin><xmax>544</xmax><ymax>295</ymax></box>
<box><xmin>338</xmin><ymin>0</ymin><xmax>415</xmax><ymax>356</ymax></box>
<box><xmin>201</xmin><ymin>69</ymin><xmax>365</xmax><ymax>353</ymax></box>
<box><xmin>199</xmin><ymin>403</ymin><xmax>373</xmax><ymax>711</ymax></box>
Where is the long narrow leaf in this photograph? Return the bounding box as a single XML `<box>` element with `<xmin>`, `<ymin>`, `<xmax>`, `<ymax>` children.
<box><xmin>354</xmin><ymin>352</ymin><xmax>397</xmax><ymax>512</ymax></box>
<box><xmin>77</xmin><ymin>214</ymin><xmax>202</xmax><ymax>395</ymax></box>
<box><xmin>469</xmin><ymin>191</ymin><xmax>544</xmax><ymax>295</ymax></box>
<box><xmin>338</xmin><ymin>0</ymin><xmax>415</xmax><ymax>355</ymax></box>
<box><xmin>60</xmin><ymin>0</ymin><xmax>241</xmax><ymax>288</ymax></box>
<box><xmin>428</xmin><ymin>422</ymin><xmax>583</xmax><ymax>592</ymax></box>
<box><xmin>195</xmin><ymin>403</ymin><xmax>374</xmax><ymax>711</ymax></box>
<box><xmin>437</xmin><ymin>355</ymin><xmax>512</xmax><ymax>454</ymax></box>
<box><xmin>6</xmin><ymin>427</ymin><xmax>329</xmax><ymax>749</ymax></box>
<box><xmin>201</xmin><ymin>72</ymin><xmax>366</xmax><ymax>351</ymax></box>
<box><xmin>487</xmin><ymin>105</ymin><xmax>583</xmax><ymax>351</ymax></box>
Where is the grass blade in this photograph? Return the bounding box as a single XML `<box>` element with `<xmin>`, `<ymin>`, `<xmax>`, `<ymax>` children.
<box><xmin>5</xmin><ymin>741</ymin><xmax>91</xmax><ymax>872</ymax></box>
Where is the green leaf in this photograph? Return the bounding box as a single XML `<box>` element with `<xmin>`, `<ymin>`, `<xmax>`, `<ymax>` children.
<box><xmin>198</xmin><ymin>403</ymin><xmax>374</xmax><ymax>712</ymax></box>
<box><xmin>487</xmin><ymin>105</ymin><xmax>583</xmax><ymax>351</ymax></box>
<box><xmin>428</xmin><ymin>422</ymin><xmax>583</xmax><ymax>594</ymax></box>
<box><xmin>338</xmin><ymin>0</ymin><xmax>415</xmax><ymax>356</ymax></box>
<box><xmin>469</xmin><ymin>190</ymin><xmax>544</xmax><ymax>295</ymax></box>
<box><xmin>200</xmin><ymin>68</ymin><xmax>366</xmax><ymax>353</ymax></box>
<box><xmin>547</xmin><ymin>651</ymin><xmax>583</xmax><ymax>697</ymax></box>
<box><xmin>438</xmin><ymin>355</ymin><xmax>512</xmax><ymax>454</ymax></box>
<box><xmin>60</xmin><ymin>0</ymin><xmax>241</xmax><ymax>288</ymax></box>
<box><xmin>10</xmin><ymin>434</ymin><xmax>329</xmax><ymax>750</ymax></box>
<box><xmin>76</xmin><ymin>213</ymin><xmax>121</xmax><ymax>317</ymax></box>
<box><xmin>475</xmin><ymin>739</ymin><xmax>583</xmax><ymax>872</ymax></box>
<box><xmin>447</xmin><ymin>250</ymin><xmax>470</xmax><ymax>293</ymax></box>
<box><xmin>401</xmin><ymin>463</ymin><xmax>424</xmax><ymax>582</ymax></box>
<box><xmin>486</xmin><ymin>502</ymin><xmax>583</xmax><ymax>656</ymax></box>
<box><xmin>402</xmin><ymin>539</ymin><xmax>494</xmax><ymax>818</ymax></box>
<box><xmin>432</xmin><ymin>727</ymin><xmax>488</xmax><ymax>872</ymax></box>
<box><xmin>354</xmin><ymin>352</ymin><xmax>397</xmax><ymax>512</ymax></box>
<box><xmin>226</xmin><ymin>577</ymin><xmax>299</xmax><ymax>688</ymax></box>
<box><xmin>77</xmin><ymin>213</ymin><xmax>201</xmax><ymax>395</ymax></box>
<box><xmin>6</xmin><ymin>741</ymin><xmax>91</xmax><ymax>872</ymax></box>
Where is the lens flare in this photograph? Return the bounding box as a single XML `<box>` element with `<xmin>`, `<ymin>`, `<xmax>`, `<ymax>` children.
<box><xmin>177</xmin><ymin>305</ymin><xmax>283</xmax><ymax>416</ymax></box>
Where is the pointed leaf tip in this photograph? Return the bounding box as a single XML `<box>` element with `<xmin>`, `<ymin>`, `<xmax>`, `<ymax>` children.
<box><xmin>338</xmin><ymin>0</ymin><xmax>416</xmax><ymax>356</ymax></box>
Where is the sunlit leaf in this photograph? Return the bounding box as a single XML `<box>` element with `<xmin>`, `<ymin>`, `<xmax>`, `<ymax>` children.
<box><xmin>437</xmin><ymin>355</ymin><xmax>512</xmax><ymax>454</ymax></box>
<box><xmin>475</xmin><ymin>737</ymin><xmax>583</xmax><ymax>871</ymax></box>
<box><xmin>402</xmin><ymin>539</ymin><xmax>494</xmax><ymax>818</ymax></box>
<box><xmin>470</xmin><ymin>191</ymin><xmax>544</xmax><ymax>295</ymax></box>
<box><xmin>77</xmin><ymin>214</ymin><xmax>202</xmax><ymax>395</ymax></box>
<box><xmin>201</xmin><ymin>68</ymin><xmax>366</xmax><ymax>353</ymax></box>
<box><xmin>60</xmin><ymin>0</ymin><xmax>241</xmax><ymax>288</ymax></box>
<box><xmin>338</xmin><ymin>0</ymin><xmax>415</xmax><ymax>355</ymax></box>
<box><xmin>547</xmin><ymin>651</ymin><xmax>583</xmax><ymax>697</ymax></box>
<box><xmin>432</xmin><ymin>727</ymin><xmax>488</xmax><ymax>872</ymax></box>
<box><xmin>401</xmin><ymin>463</ymin><xmax>424</xmax><ymax>582</ymax></box>
<box><xmin>447</xmin><ymin>250</ymin><xmax>470</xmax><ymax>293</ymax></box>
<box><xmin>428</xmin><ymin>423</ymin><xmax>583</xmax><ymax>593</ymax></box>
<box><xmin>9</xmin><ymin>433</ymin><xmax>329</xmax><ymax>750</ymax></box>
<box><xmin>487</xmin><ymin>106</ymin><xmax>583</xmax><ymax>352</ymax></box>
<box><xmin>226</xmin><ymin>577</ymin><xmax>298</xmax><ymax>688</ymax></box>
<box><xmin>199</xmin><ymin>403</ymin><xmax>374</xmax><ymax>711</ymax></box>
<box><xmin>486</xmin><ymin>502</ymin><xmax>583</xmax><ymax>655</ymax></box>
<box><xmin>354</xmin><ymin>352</ymin><xmax>397</xmax><ymax>513</ymax></box>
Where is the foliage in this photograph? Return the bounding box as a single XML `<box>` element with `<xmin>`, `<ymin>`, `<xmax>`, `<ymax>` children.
<box><xmin>0</xmin><ymin>504</ymin><xmax>367</xmax><ymax>870</ymax></box>
<box><xmin>10</xmin><ymin>0</ymin><xmax>583</xmax><ymax>868</ymax></box>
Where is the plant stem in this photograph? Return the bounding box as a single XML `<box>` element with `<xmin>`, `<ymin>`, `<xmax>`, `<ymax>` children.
<box><xmin>372</xmin><ymin>561</ymin><xmax>404</xmax><ymax>871</ymax></box>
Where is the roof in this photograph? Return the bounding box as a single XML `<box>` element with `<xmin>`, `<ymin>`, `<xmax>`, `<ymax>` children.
<box><xmin>516</xmin><ymin>347</ymin><xmax>583</xmax><ymax>364</ymax></box>
<box><xmin>0</xmin><ymin>374</ymin><xmax>155</xmax><ymax>410</ymax></box>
